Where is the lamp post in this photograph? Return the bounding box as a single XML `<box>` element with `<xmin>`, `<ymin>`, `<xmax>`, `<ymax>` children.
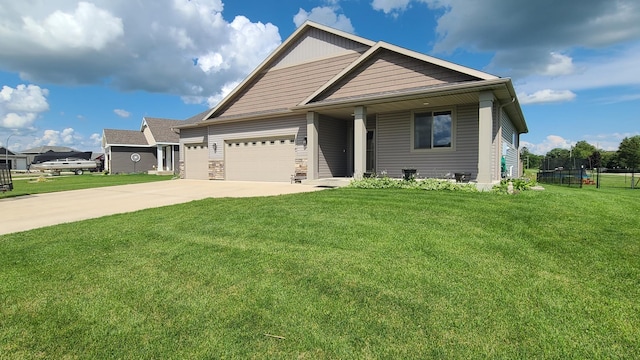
<box><xmin>4</xmin><ymin>133</ymin><xmax>15</xmax><ymax>170</ymax></box>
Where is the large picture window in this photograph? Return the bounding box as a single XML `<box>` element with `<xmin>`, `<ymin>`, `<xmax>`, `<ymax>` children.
<box><xmin>413</xmin><ymin>110</ymin><xmax>453</xmax><ymax>149</ymax></box>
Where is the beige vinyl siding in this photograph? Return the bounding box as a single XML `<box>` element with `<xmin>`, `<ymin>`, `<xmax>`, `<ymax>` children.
<box><xmin>376</xmin><ymin>104</ymin><xmax>479</xmax><ymax>179</ymax></box>
<box><xmin>217</xmin><ymin>53</ymin><xmax>360</xmax><ymax>118</ymax></box>
<box><xmin>318</xmin><ymin>49</ymin><xmax>478</xmax><ymax>102</ymax></box>
<box><xmin>208</xmin><ymin>115</ymin><xmax>307</xmax><ymax>162</ymax></box>
<box><xmin>271</xmin><ymin>27</ymin><xmax>368</xmax><ymax>70</ymax></box>
<box><xmin>142</xmin><ymin>126</ymin><xmax>155</xmax><ymax>146</ymax></box>
<box><xmin>179</xmin><ymin>127</ymin><xmax>208</xmax><ymax>162</ymax></box>
<box><xmin>318</xmin><ymin>117</ymin><xmax>349</xmax><ymax>178</ymax></box>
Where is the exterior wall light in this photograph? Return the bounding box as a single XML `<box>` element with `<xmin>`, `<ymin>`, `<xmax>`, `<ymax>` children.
<box><xmin>213</xmin><ymin>143</ymin><xmax>217</xmax><ymax>153</ymax></box>
<box><xmin>303</xmin><ymin>136</ymin><xmax>307</xmax><ymax>147</ymax></box>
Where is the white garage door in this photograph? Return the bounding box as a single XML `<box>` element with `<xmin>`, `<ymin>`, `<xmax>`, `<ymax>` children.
<box><xmin>184</xmin><ymin>143</ymin><xmax>209</xmax><ymax>180</ymax></box>
<box><xmin>225</xmin><ymin>137</ymin><xmax>295</xmax><ymax>182</ymax></box>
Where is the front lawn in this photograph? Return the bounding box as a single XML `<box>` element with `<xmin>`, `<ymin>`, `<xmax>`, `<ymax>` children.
<box><xmin>1</xmin><ymin>186</ymin><xmax>638</xmax><ymax>358</ymax></box>
<box><xmin>1</xmin><ymin>173</ymin><xmax>173</xmax><ymax>198</ymax></box>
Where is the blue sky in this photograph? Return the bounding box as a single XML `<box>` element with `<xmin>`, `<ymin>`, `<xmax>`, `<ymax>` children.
<box><xmin>1</xmin><ymin>0</ymin><xmax>639</xmax><ymax>154</ymax></box>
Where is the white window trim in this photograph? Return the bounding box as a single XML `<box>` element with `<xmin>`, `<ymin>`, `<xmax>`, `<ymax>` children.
<box><xmin>410</xmin><ymin>107</ymin><xmax>456</xmax><ymax>153</ymax></box>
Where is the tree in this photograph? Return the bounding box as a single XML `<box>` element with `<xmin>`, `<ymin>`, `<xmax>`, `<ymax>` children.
<box><xmin>618</xmin><ymin>135</ymin><xmax>640</xmax><ymax>189</ymax></box>
<box><xmin>573</xmin><ymin>140</ymin><xmax>597</xmax><ymax>160</ymax></box>
<box><xmin>546</xmin><ymin>148</ymin><xmax>570</xmax><ymax>159</ymax></box>
<box><xmin>601</xmin><ymin>151</ymin><xmax>620</xmax><ymax>169</ymax></box>
<box><xmin>588</xmin><ymin>151</ymin><xmax>602</xmax><ymax>169</ymax></box>
<box><xmin>618</xmin><ymin>136</ymin><xmax>640</xmax><ymax>169</ymax></box>
<box><xmin>520</xmin><ymin>147</ymin><xmax>543</xmax><ymax>169</ymax></box>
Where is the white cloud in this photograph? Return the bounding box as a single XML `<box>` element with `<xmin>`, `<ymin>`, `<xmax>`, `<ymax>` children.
<box><xmin>518</xmin><ymin>89</ymin><xmax>576</xmax><ymax>105</ymax></box>
<box><xmin>37</xmin><ymin>128</ymin><xmax>78</xmax><ymax>146</ymax></box>
<box><xmin>516</xmin><ymin>44</ymin><xmax>640</xmax><ymax>93</ymax></box>
<box><xmin>370</xmin><ymin>0</ymin><xmax>640</xmax><ymax>86</ymax></box>
<box><xmin>521</xmin><ymin>135</ymin><xmax>575</xmax><ymax>155</ymax></box>
<box><xmin>206</xmin><ymin>80</ymin><xmax>241</xmax><ymax>108</ymax></box>
<box><xmin>113</xmin><ymin>109</ymin><xmax>131</xmax><ymax>118</ymax></box>
<box><xmin>0</xmin><ymin>84</ymin><xmax>49</xmax><ymax>129</ymax></box>
<box><xmin>21</xmin><ymin>2</ymin><xmax>124</xmax><ymax>51</ymax></box>
<box><xmin>543</xmin><ymin>53</ymin><xmax>575</xmax><ymax>76</ymax></box>
<box><xmin>89</xmin><ymin>133</ymin><xmax>102</xmax><ymax>146</ymax></box>
<box><xmin>371</xmin><ymin>0</ymin><xmax>412</xmax><ymax>14</ymax></box>
<box><xmin>294</xmin><ymin>6</ymin><xmax>355</xmax><ymax>33</ymax></box>
<box><xmin>0</xmin><ymin>1</ymin><xmax>282</xmax><ymax>105</ymax></box>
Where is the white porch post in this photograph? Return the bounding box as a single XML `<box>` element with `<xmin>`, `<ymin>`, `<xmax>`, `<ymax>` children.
<box><xmin>477</xmin><ymin>91</ymin><xmax>494</xmax><ymax>185</ymax></box>
<box><xmin>353</xmin><ymin>106</ymin><xmax>367</xmax><ymax>179</ymax></box>
<box><xmin>166</xmin><ymin>146</ymin><xmax>174</xmax><ymax>171</ymax></box>
<box><xmin>157</xmin><ymin>145</ymin><xmax>163</xmax><ymax>171</ymax></box>
<box><xmin>169</xmin><ymin>145</ymin><xmax>176</xmax><ymax>173</ymax></box>
<box><xmin>306</xmin><ymin>112</ymin><xmax>319</xmax><ymax>180</ymax></box>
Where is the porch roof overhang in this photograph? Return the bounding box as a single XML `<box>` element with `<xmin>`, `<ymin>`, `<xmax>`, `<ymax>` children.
<box><xmin>175</xmin><ymin>79</ymin><xmax>528</xmax><ymax>135</ymax></box>
<box><xmin>293</xmin><ymin>78</ymin><xmax>528</xmax><ymax>134</ymax></box>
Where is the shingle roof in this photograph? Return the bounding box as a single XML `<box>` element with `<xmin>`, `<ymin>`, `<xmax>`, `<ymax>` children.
<box><xmin>20</xmin><ymin>146</ymin><xmax>77</xmax><ymax>154</ymax></box>
<box><xmin>143</xmin><ymin>117</ymin><xmax>183</xmax><ymax>143</ymax></box>
<box><xmin>0</xmin><ymin>147</ymin><xmax>16</xmax><ymax>156</ymax></box>
<box><xmin>103</xmin><ymin>129</ymin><xmax>149</xmax><ymax>146</ymax></box>
<box><xmin>183</xmin><ymin>109</ymin><xmax>210</xmax><ymax>125</ymax></box>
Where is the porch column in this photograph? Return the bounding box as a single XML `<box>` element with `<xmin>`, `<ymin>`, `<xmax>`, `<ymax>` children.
<box><xmin>306</xmin><ymin>112</ymin><xmax>319</xmax><ymax>180</ymax></box>
<box><xmin>477</xmin><ymin>91</ymin><xmax>494</xmax><ymax>185</ymax></box>
<box><xmin>166</xmin><ymin>146</ymin><xmax>174</xmax><ymax>171</ymax></box>
<box><xmin>353</xmin><ymin>106</ymin><xmax>367</xmax><ymax>179</ymax></box>
<box><xmin>157</xmin><ymin>145</ymin><xmax>163</xmax><ymax>171</ymax></box>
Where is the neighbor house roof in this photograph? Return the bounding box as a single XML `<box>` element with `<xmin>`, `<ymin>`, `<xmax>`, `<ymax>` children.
<box><xmin>0</xmin><ymin>147</ymin><xmax>16</xmax><ymax>156</ymax></box>
<box><xmin>102</xmin><ymin>129</ymin><xmax>149</xmax><ymax>146</ymax></box>
<box><xmin>20</xmin><ymin>146</ymin><xmax>77</xmax><ymax>154</ymax></box>
<box><xmin>141</xmin><ymin>117</ymin><xmax>182</xmax><ymax>143</ymax></box>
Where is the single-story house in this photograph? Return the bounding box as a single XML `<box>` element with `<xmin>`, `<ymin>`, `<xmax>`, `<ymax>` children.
<box><xmin>1</xmin><ymin>147</ymin><xmax>29</xmax><ymax>171</ymax></box>
<box><xmin>175</xmin><ymin>21</ymin><xmax>528</xmax><ymax>188</ymax></box>
<box><xmin>102</xmin><ymin>117</ymin><xmax>182</xmax><ymax>174</ymax></box>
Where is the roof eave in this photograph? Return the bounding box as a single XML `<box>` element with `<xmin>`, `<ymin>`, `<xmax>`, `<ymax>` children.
<box><xmin>294</xmin><ymin>79</ymin><xmax>512</xmax><ymax>111</ymax></box>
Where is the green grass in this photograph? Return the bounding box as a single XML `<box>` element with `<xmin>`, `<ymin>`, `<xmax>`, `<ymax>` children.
<box><xmin>1</xmin><ymin>185</ymin><xmax>638</xmax><ymax>358</ymax></box>
<box><xmin>1</xmin><ymin>173</ymin><xmax>173</xmax><ymax>198</ymax></box>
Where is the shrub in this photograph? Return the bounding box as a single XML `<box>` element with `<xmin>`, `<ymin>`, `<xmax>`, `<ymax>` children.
<box><xmin>492</xmin><ymin>178</ymin><xmax>536</xmax><ymax>194</ymax></box>
<box><xmin>349</xmin><ymin>175</ymin><xmax>478</xmax><ymax>192</ymax></box>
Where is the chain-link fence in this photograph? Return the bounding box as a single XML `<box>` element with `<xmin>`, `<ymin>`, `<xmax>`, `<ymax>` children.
<box><xmin>537</xmin><ymin>168</ymin><xmax>587</xmax><ymax>188</ymax></box>
<box><xmin>538</xmin><ymin>167</ymin><xmax>639</xmax><ymax>189</ymax></box>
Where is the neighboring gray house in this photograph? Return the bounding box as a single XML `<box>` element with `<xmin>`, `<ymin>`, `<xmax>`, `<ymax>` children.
<box><xmin>1</xmin><ymin>147</ymin><xmax>29</xmax><ymax>171</ymax></box>
<box><xmin>175</xmin><ymin>21</ymin><xmax>528</xmax><ymax>188</ymax></box>
<box><xmin>102</xmin><ymin>117</ymin><xmax>181</xmax><ymax>174</ymax></box>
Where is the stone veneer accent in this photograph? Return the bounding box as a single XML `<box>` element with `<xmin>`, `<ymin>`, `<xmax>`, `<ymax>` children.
<box><xmin>294</xmin><ymin>158</ymin><xmax>307</xmax><ymax>178</ymax></box>
<box><xmin>179</xmin><ymin>160</ymin><xmax>185</xmax><ymax>179</ymax></box>
<box><xmin>210</xmin><ymin>160</ymin><xmax>224</xmax><ymax>180</ymax></box>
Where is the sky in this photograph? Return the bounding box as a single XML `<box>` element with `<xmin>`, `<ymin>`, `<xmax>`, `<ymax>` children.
<box><xmin>1</xmin><ymin>0</ymin><xmax>639</xmax><ymax>155</ymax></box>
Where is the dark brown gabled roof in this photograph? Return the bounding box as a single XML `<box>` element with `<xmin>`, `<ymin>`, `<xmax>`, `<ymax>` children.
<box><xmin>142</xmin><ymin>117</ymin><xmax>182</xmax><ymax>143</ymax></box>
<box><xmin>103</xmin><ymin>129</ymin><xmax>149</xmax><ymax>146</ymax></box>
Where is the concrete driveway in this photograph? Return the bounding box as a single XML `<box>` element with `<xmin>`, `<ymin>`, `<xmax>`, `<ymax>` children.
<box><xmin>0</xmin><ymin>180</ymin><xmax>326</xmax><ymax>235</ymax></box>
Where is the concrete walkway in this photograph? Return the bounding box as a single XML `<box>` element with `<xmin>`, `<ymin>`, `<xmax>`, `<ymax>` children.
<box><xmin>0</xmin><ymin>180</ymin><xmax>326</xmax><ymax>235</ymax></box>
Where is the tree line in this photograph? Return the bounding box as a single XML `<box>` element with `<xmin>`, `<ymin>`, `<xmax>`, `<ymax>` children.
<box><xmin>521</xmin><ymin>135</ymin><xmax>640</xmax><ymax>171</ymax></box>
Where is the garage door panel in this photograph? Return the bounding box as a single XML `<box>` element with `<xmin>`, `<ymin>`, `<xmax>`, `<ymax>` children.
<box><xmin>185</xmin><ymin>144</ymin><xmax>209</xmax><ymax>180</ymax></box>
<box><xmin>225</xmin><ymin>138</ymin><xmax>295</xmax><ymax>182</ymax></box>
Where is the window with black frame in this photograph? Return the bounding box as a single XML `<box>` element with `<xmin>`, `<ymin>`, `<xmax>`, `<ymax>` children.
<box><xmin>413</xmin><ymin>110</ymin><xmax>452</xmax><ymax>149</ymax></box>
